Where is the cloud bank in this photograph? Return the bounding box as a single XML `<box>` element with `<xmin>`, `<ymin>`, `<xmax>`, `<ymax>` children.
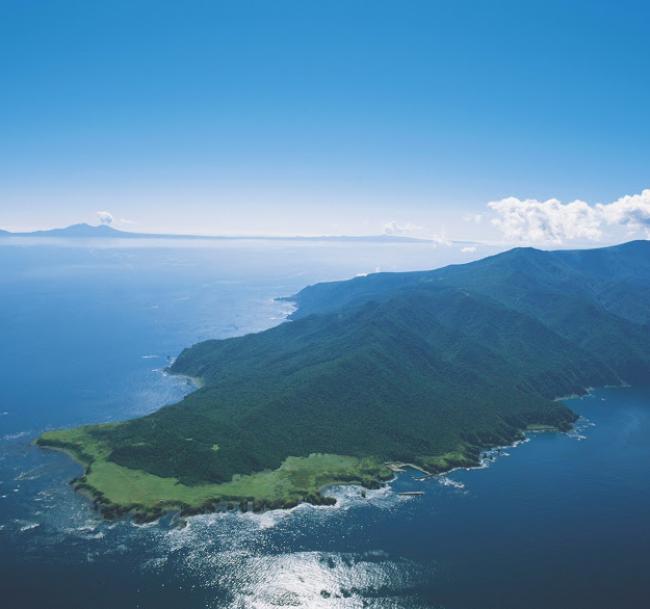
<box><xmin>596</xmin><ymin>190</ymin><xmax>650</xmax><ymax>230</ymax></box>
<box><xmin>488</xmin><ymin>189</ymin><xmax>650</xmax><ymax>243</ymax></box>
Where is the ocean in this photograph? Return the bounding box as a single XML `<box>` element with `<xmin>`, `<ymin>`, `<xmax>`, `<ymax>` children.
<box><xmin>1</xmin><ymin>238</ymin><xmax>648</xmax><ymax>609</ymax></box>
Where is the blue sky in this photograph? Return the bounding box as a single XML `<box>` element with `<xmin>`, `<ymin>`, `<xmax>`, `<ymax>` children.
<box><xmin>1</xmin><ymin>0</ymin><xmax>649</xmax><ymax>243</ymax></box>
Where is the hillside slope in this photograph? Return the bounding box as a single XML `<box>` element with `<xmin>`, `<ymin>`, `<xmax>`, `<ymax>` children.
<box><xmin>38</xmin><ymin>241</ymin><xmax>650</xmax><ymax>518</ymax></box>
<box><xmin>291</xmin><ymin>241</ymin><xmax>650</xmax><ymax>381</ymax></box>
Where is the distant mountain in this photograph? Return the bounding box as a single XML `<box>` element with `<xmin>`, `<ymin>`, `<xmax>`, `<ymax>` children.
<box><xmin>19</xmin><ymin>223</ymin><xmax>129</xmax><ymax>238</ymax></box>
<box><xmin>0</xmin><ymin>223</ymin><xmax>135</xmax><ymax>238</ymax></box>
<box><xmin>0</xmin><ymin>223</ymin><xmax>432</xmax><ymax>243</ymax></box>
<box><xmin>38</xmin><ymin>240</ymin><xmax>650</xmax><ymax>518</ymax></box>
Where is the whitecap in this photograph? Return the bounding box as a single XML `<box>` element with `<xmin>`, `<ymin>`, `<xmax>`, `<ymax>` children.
<box><xmin>141</xmin><ymin>556</ymin><xmax>168</xmax><ymax>571</ymax></box>
<box><xmin>238</xmin><ymin>508</ymin><xmax>292</xmax><ymax>530</ymax></box>
<box><xmin>2</xmin><ymin>431</ymin><xmax>30</xmax><ymax>441</ymax></box>
<box><xmin>15</xmin><ymin>468</ymin><xmax>43</xmax><ymax>481</ymax></box>
<box><xmin>86</xmin><ymin>531</ymin><xmax>105</xmax><ymax>540</ymax></box>
<box><xmin>63</xmin><ymin>521</ymin><xmax>103</xmax><ymax>538</ymax></box>
<box><xmin>130</xmin><ymin>519</ymin><xmax>159</xmax><ymax>529</ymax></box>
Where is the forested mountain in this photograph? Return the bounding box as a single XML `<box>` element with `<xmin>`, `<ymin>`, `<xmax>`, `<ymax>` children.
<box><xmin>291</xmin><ymin>241</ymin><xmax>650</xmax><ymax>382</ymax></box>
<box><xmin>39</xmin><ymin>241</ymin><xmax>650</xmax><ymax>515</ymax></box>
<box><xmin>292</xmin><ymin>241</ymin><xmax>650</xmax><ymax>322</ymax></box>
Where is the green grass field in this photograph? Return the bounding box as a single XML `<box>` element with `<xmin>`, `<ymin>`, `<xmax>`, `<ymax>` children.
<box><xmin>37</xmin><ymin>427</ymin><xmax>394</xmax><ymax>519</ymax></box>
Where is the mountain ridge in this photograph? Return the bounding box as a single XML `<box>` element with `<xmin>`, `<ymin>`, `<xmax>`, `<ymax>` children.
<box><xmin>37</xmin><ymin>240</ymin><xmax>650</xmax><ymax>520</ymax></box>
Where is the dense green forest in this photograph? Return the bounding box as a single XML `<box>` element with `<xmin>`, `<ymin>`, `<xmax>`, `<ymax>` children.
<box><xmin>39</xmin><ymin>241</ymin><xmax>650</xmax><ymax>516</ymax></box>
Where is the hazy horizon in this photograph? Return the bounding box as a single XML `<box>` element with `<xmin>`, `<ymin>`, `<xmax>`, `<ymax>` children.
<box><xmin>2</xmin><ymin>1</ymin><xmax>650</xmax><ymax>246</ymax></box>
<box><xmin>3</xmin><ymin>219</ymin><xmax>648</xmax><ymax>255</ymax></box>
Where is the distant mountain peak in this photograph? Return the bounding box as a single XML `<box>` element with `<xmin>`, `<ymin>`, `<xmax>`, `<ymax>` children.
<box><xmin>0</xmin><ymin>223</ymin><xmax>127</xmax><ymax>238</ymax></box>
<box><xmin>39</xmin><ymin>223</ymin><xmax>124</xmax><ymax>237</ymax></box>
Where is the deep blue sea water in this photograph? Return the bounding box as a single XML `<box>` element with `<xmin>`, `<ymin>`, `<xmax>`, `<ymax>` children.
<box><xmin>1</xmin><ymin>238</ymin><xmax>648</xmax><ymax>609</ymax></box>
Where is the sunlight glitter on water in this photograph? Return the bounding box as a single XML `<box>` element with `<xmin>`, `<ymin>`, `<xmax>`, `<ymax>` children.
<box><xmin>204</xmin><ymin>550</ymin><xmax>430</xmax><ymax>609</ymax></box>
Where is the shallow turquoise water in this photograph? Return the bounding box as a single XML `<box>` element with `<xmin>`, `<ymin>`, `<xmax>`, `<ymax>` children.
<box><xmin>1</xmin><ymin>240</ymin><xmax>648</xmax><ymax>608</ymax></box>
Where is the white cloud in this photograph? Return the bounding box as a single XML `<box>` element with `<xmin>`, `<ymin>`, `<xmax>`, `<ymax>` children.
<box><xmin>462</xmin><ymin>213</ymin><xmax>483</xmax><ymax>224</ymax></box>
<box><xmin>383</xmin><ymin>221</ymin><xmax>424</xmax><ymax>237</ymax></box>
<box><xmin>461</xmin><ymin>246</ymin><xmax>477</xmax><ymax>253</ymax></box>
<box><xmin>96</xmin><ymin>210</ymin><xmax>113</xmax><ymax>225</ymax></box>
<box><xmin>488</xmin><ymin>189</ymin><xmax>650</xmax><ymax>243</ymax></box>
<box><xmin>597</xmin><ymin>189</ymin><xmax>650</xmax><ymax>233</ymax></box>
<box><xmin>488</xmin><ymin>196</ymin><xmax>602</xmax><ymax>244</ymax></box>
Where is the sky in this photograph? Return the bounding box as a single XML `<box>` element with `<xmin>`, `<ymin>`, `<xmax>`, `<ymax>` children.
<box><xmin>1</xmin><ymin>0</ymin><xmax>650</xmax><ymax>244</ymax></box>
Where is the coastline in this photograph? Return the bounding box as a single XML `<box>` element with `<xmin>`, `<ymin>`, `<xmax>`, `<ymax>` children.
<box><xmin>36</xmin><ymin>429</ymin><xmax>397</xmax><ymax>523</ymax></box>
<box><xmin>36</xmin><ymin>422</ymin><xmax>568</xmax><ymax>523</ymax></box>
<box><xmin>36</xmin><ymin>356</ymin><xmax>584</xmax><ymax>525</ymax></box>
<box><xmin>35</xmin><ymin>292</ymin><xmax>591</xmax><ymax>523</ymax></box>
<box><xmin>162</xmin><ymin>361</ymin><xmax>205</xmax><ymax>389</ymax></box>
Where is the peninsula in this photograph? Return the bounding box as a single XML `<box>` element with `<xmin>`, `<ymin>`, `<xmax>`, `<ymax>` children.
<box><xmin>38</xmin><ymin>241</ymin><xmax>650</xmax><ymax>521</ymax></box>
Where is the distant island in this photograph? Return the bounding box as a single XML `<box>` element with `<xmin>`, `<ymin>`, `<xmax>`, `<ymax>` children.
<box><xmin>0</xmin><ymin>222</ymin><xmax>438</xmax><ymax>244</ymax></box>
<box><xmin>37</xmin><ymin>240</ymin><xmax>650</xmax><ymax>521</ymax></box>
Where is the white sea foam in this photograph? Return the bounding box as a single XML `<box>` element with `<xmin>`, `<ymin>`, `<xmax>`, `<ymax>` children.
<box><xmin>33</xmin><ymin>489</ymin><xmax>53</xmax><ymax>502</ymax></box>
<box><xmin>2</xmin><ymin>430</ymin><xmax>30</xmax><ymax>441</ymax></box>
<box><xmin>130</xmin><ymin>519</ymin><xmax>159</xmax><ymax>529</ymax></box>
<box><xmin>239</xmin><ymin>507</ymin><xmax>293</xmax><ymax>530</ymax></box>
<box><xmin>141</xmin><ymin>556</ymin><xmax>168</xmax><ymax>571</ymax></box>
<box><xmin>474</xmin><ymin>436</ymin><xmax>531</xmax><ymax>472</ymax></box>
<box><xmin>323</xmin><ymin>482</ymin><xmax>399</xmax><ymax>511</ymax></box>
<box><xmin>566</xmin><ymin>416</ymin><xmax>593</xmax><ymax>441</ymax></box>
<box><xmin>438</xmin><ymin>476</ymin><xmax>465</xmax><ymax>490</ymax></box>
<box><xmin>567</xmin><ymin>428</ymin><xmax>588</xmax><ymax>441</ymax></box>
<box><xmin>86</xmin><ymin>531</ymin><xmax>105</xmax><ymax>540</ymax></box>
<box><xmin>63</xmin><ymin>522</ymin><xmax>105</xmax><ymax>539</ymax></box>
<box><xmin>15</xmin><ymin>467</ymin><xmax>43</xmax><ymax>481</ymax></box>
